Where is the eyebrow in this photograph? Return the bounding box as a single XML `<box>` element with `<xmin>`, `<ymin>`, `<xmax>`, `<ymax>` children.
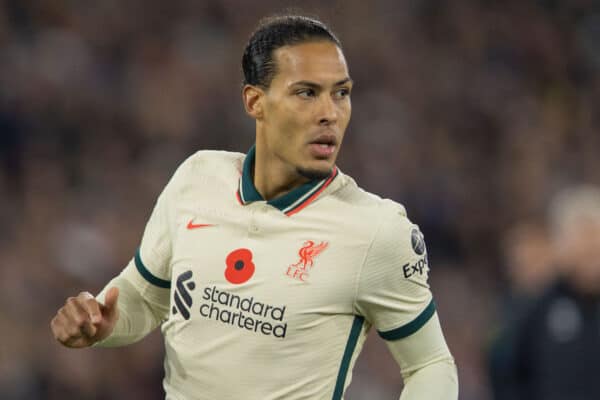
<box><xmin>289</xmin><ymin>78</ymin><xmax>353</xmax><ymax>89</ymax></box>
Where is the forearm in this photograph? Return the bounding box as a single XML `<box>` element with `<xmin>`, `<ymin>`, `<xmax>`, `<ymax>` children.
<box><xmin>399</xmin><ymin>357</ymin><xmax>458</xmax><ymax>400</ymax></box>
<box><xmin>94</xmin><ymin>262</ymin><xmax>170</xmax><ymax>347</ymax></box>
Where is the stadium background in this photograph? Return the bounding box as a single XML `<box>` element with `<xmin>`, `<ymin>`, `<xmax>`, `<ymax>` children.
<box><xmin>1</xmin><ymin>0</ymin><xmax>599</xmax><ymax>399</ymax></box>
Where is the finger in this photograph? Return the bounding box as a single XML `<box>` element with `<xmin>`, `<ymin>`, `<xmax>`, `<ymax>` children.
<box><xmin>71</xmin><ymin>294</ymin><xmax>99</xmax><ymax>337</ymax></box>
<box><xmin>51</xmin><ymin>313</ymin><xmax>72</xmax><ymax>343</ymax></box>
<box><xmin>79</xmin><ymin>292</ymin><xmax>102</xmax><ymax>324</ymax></box>
<box><xmin>56</xmin><ymin>307</ymin><xmax>84</xmax><ymax>343</ymax></box>
<box><xmin>64</xmin><ymin>297</ymin><xmax>93</xmax><ymax>337</ymax></box>
<box><xmin>102</xmin><ymin>287</ymin><xmax>120</xmax><ymax>313</ymax></box>
<box><xmin>52</xmin><ymin>303</ymin><xmax>95</xmax><ymax>348</ymax></box>
<box><xmin>74</xmin><ymin>304</ymin><xmax>98</xmax><ymax>338</ymax></box>
<box><xmin>80</xmin><ymin>319</ymin><xmax>97</xmax><ymax>337</ymax></box>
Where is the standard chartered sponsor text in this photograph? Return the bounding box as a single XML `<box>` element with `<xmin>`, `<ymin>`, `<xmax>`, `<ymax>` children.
<box><xmin>198</xmin><ymin>286</ymin><xmax>287</xmax><ymax>338</ymax></box>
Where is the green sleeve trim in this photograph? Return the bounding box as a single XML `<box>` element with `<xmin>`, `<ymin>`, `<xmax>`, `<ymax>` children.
<box><xmin>332</xmin><ymin>316</ymin><xmax>364</xmax><ymax>400</ymax></box>
<box><xmin>134</xmin><ymin>248</ymin><xmax>171</xmax><ymax>289</ymax></box>
<box><xmin>377</xmin><ymin>299</ymin><xmax>436</xmax><ymax>341</ymax></box>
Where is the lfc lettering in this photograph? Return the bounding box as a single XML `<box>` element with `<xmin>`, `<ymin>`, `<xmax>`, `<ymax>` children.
<box><xmin>286</xmin><ymin>266</ymin><xmax>309</xmax><ymax>282</ymax></box>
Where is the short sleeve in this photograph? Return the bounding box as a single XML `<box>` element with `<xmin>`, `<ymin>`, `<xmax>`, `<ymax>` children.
<box><xmin>355</xmin><ymin>203</ymin><xmax>435</xmax><ymax>340</ymax></box>
<box><xmin>133</xmin><ymin>159</ymin><xmax>191</xmax><ymax>290</ymax></box>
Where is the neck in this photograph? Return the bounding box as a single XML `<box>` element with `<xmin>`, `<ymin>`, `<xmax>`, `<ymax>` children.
<box><xmin>253</xmin><ymin>144</ymin><xmax>309</xmax><ymax>201</ymax></box>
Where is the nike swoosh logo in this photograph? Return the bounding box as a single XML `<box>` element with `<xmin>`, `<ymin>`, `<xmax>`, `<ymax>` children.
<box><xmin>187</xmin><ymin>220</ymin><xmax>215</xmax><ymax>230</ymax></box>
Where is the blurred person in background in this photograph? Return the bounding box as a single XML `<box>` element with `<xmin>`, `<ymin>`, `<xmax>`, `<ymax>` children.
<box><xmin>49</xmin><ymin>15</ymin><xmax>457</xmax><ymax>400</ymax></box>
<box><xmin>495</xmin><ymin>185</ymin><xmax>600</xmax><ymax>400</ymax></box>
<box><xmin>488</xmin><ymin>221</ymin><xmax>555</xmax><ymax>399</ymax></box>
<box><xmin>501</xmin><ymin>221</ymin><xmax>556</xmax><ymax>312</ymax></box>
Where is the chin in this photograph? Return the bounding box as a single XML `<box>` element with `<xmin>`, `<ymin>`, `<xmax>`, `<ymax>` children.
<box><xmin>296</xmin><ymin>165</ymin><xmax>333</xmax><ymax>181</ymax></box>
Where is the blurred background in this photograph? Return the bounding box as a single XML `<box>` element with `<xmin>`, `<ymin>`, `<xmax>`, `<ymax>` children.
<box><xmin>1</xmin><ymin>0</ymin><xmax>600</xmax><ymax>399</ymax></box>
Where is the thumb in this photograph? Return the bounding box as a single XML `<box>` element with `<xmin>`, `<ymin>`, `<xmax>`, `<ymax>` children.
<box><xmin>103</xmin><ymin>287</ymin><xmax>120</xmax><ymax>314</ymax></box>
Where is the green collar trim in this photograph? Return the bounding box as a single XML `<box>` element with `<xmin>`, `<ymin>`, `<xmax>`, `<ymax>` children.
<box><xmin>237</xmin><ymin>145</ymin><xmax>338</xmax><ymax>215</ymax></box>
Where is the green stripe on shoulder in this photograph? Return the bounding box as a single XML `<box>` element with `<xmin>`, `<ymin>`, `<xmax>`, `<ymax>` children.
<box><xmin>134</xmin><ymin>248</ymin><xmax>171</xmax><ymax>289</ymax></box>
<box><xmin>332</xmin><ymin>315</ymin><xmax>364</xmax><ymax>400</ymax></box>
<box><xmin>377</xmin><ymin>299</ymin><xmax>436</xmax><ymax>341</ymax></box>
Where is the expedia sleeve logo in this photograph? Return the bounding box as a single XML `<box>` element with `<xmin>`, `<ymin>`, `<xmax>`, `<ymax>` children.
<box><xmin>403</xmin><ymin>228</ymin><xmax>429</xmax><ymax>279</ymax></box>
<box><xmin>411</xmin><ymin>228</ymin><xmax>426</xmax><ymax>255</ymax></box>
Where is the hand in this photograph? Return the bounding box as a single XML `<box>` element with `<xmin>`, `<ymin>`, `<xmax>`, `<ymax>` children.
<box><xmin>50</xmin><ymin>287</ymin><xmax>120</xmax><ymax>348</ymax></box>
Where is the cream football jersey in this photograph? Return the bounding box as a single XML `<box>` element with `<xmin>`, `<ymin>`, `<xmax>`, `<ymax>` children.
<box><xmin>97</xmin><ymin>146</ymin><xmax>437</xmax><ymax>400</ymax></box>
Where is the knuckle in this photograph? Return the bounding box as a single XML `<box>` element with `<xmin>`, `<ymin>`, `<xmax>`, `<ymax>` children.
<box><xmin>85</xmin><ymin>298</ymin><xmax>99</xmax><ymax>310</ymax></box>
<box><xmin>58</xmin><ymin>307</ymin><xmax>71</xmax><ymax>318</ymax></box>
<box><xmin>66</xmin><ymin>297</ymin><xmax>77</xmax><ymax>306</ymax></box>
<box><xmin>78</xmin><ymin>291</ymin><xmax>92</xmax><ymax>300</ymax></box>
<box><xmin>55</xmin><ymin>329</ymin><xmax>69</xmax><ymax>342</ymax></box>
<box><xmin>60</xmin><ymin>332</ymin><xmax>70</xmax><ymax>342</ymax></box>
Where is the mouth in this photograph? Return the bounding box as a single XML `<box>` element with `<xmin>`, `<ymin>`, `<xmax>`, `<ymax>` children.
<box><xmin>310</xmin><ymin>133</ymin><xmax>338</xmax><ymax>146</ymax></box>
<box><xmin>308</xmin><ymin>134</ymin><xmax>338</xmax><ymax>158</ymax></box>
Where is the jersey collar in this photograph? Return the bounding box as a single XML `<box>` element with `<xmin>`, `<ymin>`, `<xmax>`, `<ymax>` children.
<box><xmin>237</xmin><ymin>145</ymin><xmax>339</xmax><ymax>216</ymax></box>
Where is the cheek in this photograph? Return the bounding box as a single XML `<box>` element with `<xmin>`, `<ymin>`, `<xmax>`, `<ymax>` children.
<box><xmin>269</xmin><ymin>101</ymin><xmax>304</xmax><ymax>130</ymax></box>
<box><xmin>338</xmin><ymin>102</ymin><xmax>352</xmax><ymax>127</ymax></box>
<box><xmin>278</xmin><ymin>111</ymin><xmax>311</xmax><ymax>145</ymax></box>
<box><xmin>582</xmin><ymin>241</ymin><xmax>600</xmax><ymax>262</ymax></box>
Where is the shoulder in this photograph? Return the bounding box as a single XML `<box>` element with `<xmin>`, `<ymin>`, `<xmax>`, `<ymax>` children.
<box><xmin>331</xmin><ymin>172</ymin><xmax>410</xmax><ymax>228</ymax></box>
<box><xmin>372</xmin><ymin>198</ymin><xmax>424</xmax><ymax>261</ymax></box>
<box><xmin>330</xmin><ymin>172</ymin><xmax>422</xmax><ymax>256</ymax></box>
<box><xmin>362</xmin><ymin>196</ymin><xmax>429</xmax><ymax>286</ymax></box>
<box><xmin>167</xmin><ymin>150</ymin><xmax>244</xmax><ymax>186</ymax></box>
<box><xmin>349</xmin><ymin>178</ymin><xmax>432</xmax><ymax>312</ymax></box>
<box><xmin>177</xmin><ymin>149</ymin><xmax>245</xmax><ymax>176</ymax></box>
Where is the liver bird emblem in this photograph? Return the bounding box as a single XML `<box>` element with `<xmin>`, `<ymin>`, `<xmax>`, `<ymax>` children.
<box><xmin>292</xmin><ymin>240</ymin><xmax>329</xmax><ymax>270</ymax></box>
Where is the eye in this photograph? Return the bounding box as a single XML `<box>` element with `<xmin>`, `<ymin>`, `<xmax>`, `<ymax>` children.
<box><xmin>296</xmin><ymin>89</ymin><xmax>316</xmax><ymax>99</ymax></box>
<box><xmin>333</xmin><ymin>87</ymin><xmax>350</xmax><ymax>100</ymax></box>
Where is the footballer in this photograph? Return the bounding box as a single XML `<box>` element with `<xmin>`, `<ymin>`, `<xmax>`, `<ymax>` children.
<box><xmin>51</xmin><ymin>15</ymin><xmax>458</xmax><ymax>400</ymax></box>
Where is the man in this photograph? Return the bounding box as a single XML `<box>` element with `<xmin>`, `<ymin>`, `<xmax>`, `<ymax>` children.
<box><xmin>51</xmin><ymin>15</ymin><xmax>458</xmax><ymax>399</ymax></box>
<box><xmin>498</xmin><ymin>185</ymin><xmax>600</xmax><ymax>400</ymax></box>
<box><xmin>488</xmin><ymin>221</ymin><xmax>555</xmax><ymax>400</ymax></box>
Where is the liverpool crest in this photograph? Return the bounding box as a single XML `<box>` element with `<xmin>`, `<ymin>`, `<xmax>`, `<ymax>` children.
<box><xmin>285</xmin><ymin>240</ymin><xmax>329</xmax><ymax>282</ymax></box>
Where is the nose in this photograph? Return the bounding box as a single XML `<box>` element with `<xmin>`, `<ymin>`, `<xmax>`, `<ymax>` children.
<box><xmin>318</xmin><ymin>95</ymin><xmax>337</xmax><ymax>126</ymax></box>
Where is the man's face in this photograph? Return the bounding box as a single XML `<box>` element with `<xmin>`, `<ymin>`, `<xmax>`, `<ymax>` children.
<box><xmin>258</xmin><ymin>41</ymin><xmax>352</xmax><ymax>179</ymax></box>
<box><xmin>557</xmin><ymin>218</ymin><xmax>600</xmax><ymax>293</ymax></box>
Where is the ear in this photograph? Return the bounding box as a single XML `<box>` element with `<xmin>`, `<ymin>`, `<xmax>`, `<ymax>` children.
<box><xmin>242</xmin><ymin>85</ymin><xmax>265</xmax><ymax>120</ymax></box>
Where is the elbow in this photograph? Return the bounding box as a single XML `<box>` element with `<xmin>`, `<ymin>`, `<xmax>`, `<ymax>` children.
<box><xmin>401</xmin><ymin>357</ymin><xmax>458</xmax><ymax>400</ymax></box>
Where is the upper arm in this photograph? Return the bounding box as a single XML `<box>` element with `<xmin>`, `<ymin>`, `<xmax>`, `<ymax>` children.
<box><xmin>100</xmin><ymin>158</ymin><xmax>193</xmax><ymax>318</ymax></box>
<box><xmin>354</xmin><ymin>202</ymin><xmax>455</xmax><ymax>377</ymax></box>
<box><xmin>355</xmin><ymin>203</ymin><xmax>434</xmax><ymax>338</ymax></box>
<box><xmin>134</xmin><ymin>157</ymin><xmax>193</xmax><ymax>293</ymax></box>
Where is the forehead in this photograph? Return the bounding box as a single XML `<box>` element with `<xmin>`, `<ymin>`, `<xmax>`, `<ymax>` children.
<box><xmin>270</xmin><ymin>41</ymin><xmax>349</xmax><ymax>86</ymax></box>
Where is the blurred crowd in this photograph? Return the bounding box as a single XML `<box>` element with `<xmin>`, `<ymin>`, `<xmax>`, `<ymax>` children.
<box><xmin>1</xmin><ymin>0</ymin><xmax>600</xmax><ymax>399</ymax></box>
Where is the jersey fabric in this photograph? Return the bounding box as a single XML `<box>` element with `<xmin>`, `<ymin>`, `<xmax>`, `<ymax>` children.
<box><xmin>96</xmin><ymin>146</ymin><xmax>452</xmax><ymax>400</ymax></box>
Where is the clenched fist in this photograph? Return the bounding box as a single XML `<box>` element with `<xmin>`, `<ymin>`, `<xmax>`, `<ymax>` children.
<box><xmin>51</xmin><ymin>287</ymin><xmax>120</xmax><ymax>348</ymax></box>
